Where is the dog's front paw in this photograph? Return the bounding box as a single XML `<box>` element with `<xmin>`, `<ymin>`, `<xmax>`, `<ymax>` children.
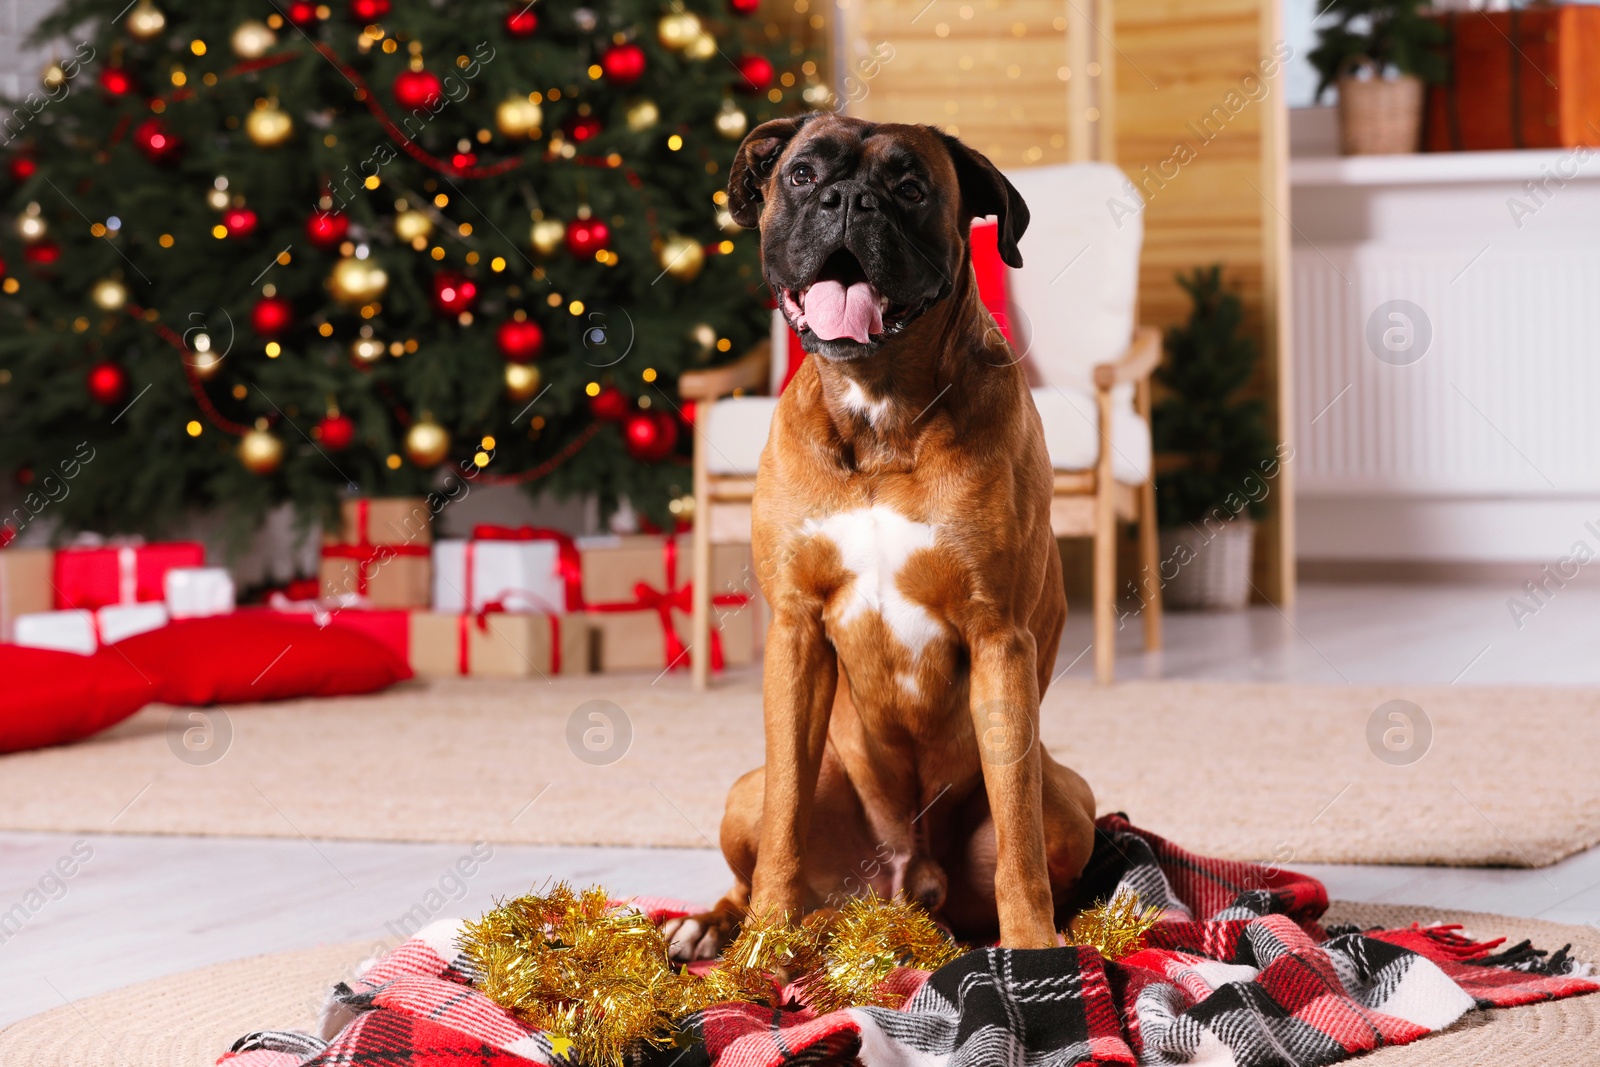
<box><xmin>660</xmin><ymin>910</ymin><xmax>739</xmax><ymax>963</ymax></box>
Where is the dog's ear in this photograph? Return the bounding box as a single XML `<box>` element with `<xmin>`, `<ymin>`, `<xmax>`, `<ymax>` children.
<box><xmin>938</xmin><ymin>133</ymin><xmax>1030</xmax><ymax>268</ymax></box>
<box><xmin>727</xmin><ymin>114</ymin><xmax>813</xmax><ymax>228</ymax></box>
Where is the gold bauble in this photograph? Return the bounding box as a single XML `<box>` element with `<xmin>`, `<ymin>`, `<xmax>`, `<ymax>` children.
<box><xmin>657</xmin><ymin>233</ymin><xmax>704</xmax><ymax>282</ymax></box>
<box><xmin>394</xmin><ymin>209</ymin><xmax>433</xmax><ymax>242</ymax></box>
<box><xmin>90</xmin><ymin>278</ymin><xmax>128</xmax><ymax>311</ymax></box>
<box><xmin>231</xmin><ymin>20</ymin><xmax>276</xmax><ymax>59</ymax></box>
<box><xmin>245</xmin><ymin>102</ymin><xmax>293</xmax><ymax>148</ymax></box>
<box><xmin>126</xmin><ymin>0</ymin><xmax>166</xmax><ymax>41</ymax></box>
<box><xmin>690</xmin><ymin>322</ymin><xmax>717</xmax><ymax>353</ymax></box>
<box><xmin>803</xmin><ymin>80</ymin><xmax>838</xmax><ymax>110</ymax></box>
<box><xmin>504</xmin><ymin>362</ymin><xmax>541</xmax><ymax>401</ymax></box>
<box><xmin>495</xmin><ymin>96</ymin><xmax>543</xmax><ymax>139</ymax></box>
<box><xmin>715</xmin><ymin>204</ymin><xmax>741</xmax><ymax>234</ymax></box>
<box><xmin>714</xmin><ymin>100</ymin><xmax>748</xmax><ymax>141</ymax></box>
<box><xmin>350</xmin><ymin>336</ymin><xmax>386</xmax><ymax>365</ymax></box>
<box><xmin>530</xmin><ymin>217</ymin><xmax>565</xmax><ymax>256</ymax></box>
<box><xmin>685</xmin><ymin>32</ymin><xmax>716</xmax><ymax>61</ymax></box>
<box><xmin>657</xmin><ymin>11</ymin><xmax>702</xmax><ymax>50</ymax></box>
<box><xmin>238</xmin><ymin>428</ymin><xmax>284</xmax><ymax>474</ymax></box>
<box><xmin>17</xmin><ymin>205</ymin><xmax>46</xmax><ymax>243</ymax></box>
<box><xmin>329</xmin><ymin>256</ymin><xmax>388</xmax><ymax>307</ymax></box>
<box><xmin>405</xmin><ymin>419</ymin><xmax>450</xmax><ymax>467</ymax></box>
<box><xmin>206</xmin><ymin>188</ymin><xmax>230</xmax><ymax>210</ymax></box>
<box><xmin>191</xmin><ymin>349</ymin><xmax>224</xmax><ymax>380</ymax></box>
<box><xmin>625</xmin><ymin>98</ymin><xmax>659</xmax><ymax>132</ymax></box>
<box><xmin>43</xmin><ymin>63</ymin><xmax>68</xmax><ymax>90</ymax></box>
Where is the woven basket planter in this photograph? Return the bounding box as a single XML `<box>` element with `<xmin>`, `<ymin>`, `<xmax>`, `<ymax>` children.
<box><xmin>1337</xmin><ymin>57</ymin><xmax>1423</xmax><ymax>155</ymax></box>
<box><xmin>1160</xmin><ymin>519</ymin><xmax>1256</xmax><ymax>610</ymax></box>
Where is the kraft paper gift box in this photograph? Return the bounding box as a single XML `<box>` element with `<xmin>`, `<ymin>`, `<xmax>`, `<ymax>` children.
<box><xmin>14</xmin><ymin>603</ymin><xmax>169</xmax><ymax>655</ymax></box>
<box><xmin>320</xmin><ymin>496</ymin><xmax>432</xmax><ymax>609</ymax></box>
<box><xmin>164</xmin><ymin>567</ymin><xmax>235</xmax><ymax>619</ymax></box>
<box><xmin>0</xmin><ymin>547</ymin><xmax>54</xmax><ymax>641</ymax></box>
<box><xmin>52</xmin><ymin>541</ymin><xmax>205</xmax><ymax>610</ymax></box>
<box><xmin>408</xmin><ymin>610</ymin><xmax>590</xmax><ymax>678</ymax></box>
<box><xmin>578</xmin><ymin>534</ymin><xmax>760</xmax><ymax>672</ymax></box>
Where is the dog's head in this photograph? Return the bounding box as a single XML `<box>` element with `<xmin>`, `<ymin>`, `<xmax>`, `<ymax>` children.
<box><xmin>728</xmin><ymin>113</ymin><xmax>1028</xmax><ymax>362</ymax></box>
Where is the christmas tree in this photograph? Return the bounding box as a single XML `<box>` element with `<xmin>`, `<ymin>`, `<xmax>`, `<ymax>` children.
<box><xmin>0</xmin><ymin>0</ymin><xmax>817</xmax><ymax>541</ymax></box>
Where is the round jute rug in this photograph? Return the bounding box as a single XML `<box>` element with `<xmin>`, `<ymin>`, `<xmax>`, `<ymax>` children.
<box><xmin>1</xmin><ymin>904</ymin><xmax>1594</xmax><ymax>1066</ymax></box>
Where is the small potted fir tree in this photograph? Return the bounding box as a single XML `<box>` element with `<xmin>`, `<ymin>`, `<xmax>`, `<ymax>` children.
<box><xmin>1309</xmin><ymin>0</ymin><xmax>1448</xmax><ymax>155</ymax></box>
<box><xmin>1152</xmin><ymin>267</ymin><xmax>1276</xmax><ymax>610</ymax></box>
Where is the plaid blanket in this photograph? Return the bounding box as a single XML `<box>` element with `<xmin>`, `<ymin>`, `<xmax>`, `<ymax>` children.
<box><xmin>221</xmin><ymin>815</ymin><xmax>1596</xmax><ymax>1067</ymax></box>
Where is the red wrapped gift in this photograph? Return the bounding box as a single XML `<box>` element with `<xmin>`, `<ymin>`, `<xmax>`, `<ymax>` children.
<box><xmin>53</xmin><ymin>541</ymin><xmax>205</xmax><ymax>611</ymax></box>
<box><xmin>262</xmin><ymin>599</ymin><xmax>413</xmax><ymax>668</ymax></box>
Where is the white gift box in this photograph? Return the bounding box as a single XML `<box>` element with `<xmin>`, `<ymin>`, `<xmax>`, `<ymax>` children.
<box><xmin>14</xmin><ymin>603</ymin><xmax>169</xmax><ymax>655</ymax></box>
<box><xmin>164</xmin><ymin>567</ymin><xmax>235</xmax><ymax>619</ymax></box>
<box><xmin>432</xmin><ymin>539</ymin><xmax>567</xmax><ymax>615</ymax></box>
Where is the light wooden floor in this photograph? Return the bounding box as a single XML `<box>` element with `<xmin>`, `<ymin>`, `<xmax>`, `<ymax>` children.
<box><xmin>4</xmin><ymin>582</ymin><xmax>1599</xmax><ymax>1028</ymax></box>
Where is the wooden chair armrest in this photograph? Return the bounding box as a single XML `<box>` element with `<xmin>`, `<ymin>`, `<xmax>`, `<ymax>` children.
<box><xmin>678</xmin><ymin>340</ymin><xmax>772</xmax><ymax>401</ymax></box>
<box><xmin>1092</xmin><ymin>326</ymin><xmax>1162</xmax><ymax>390</ymax></box>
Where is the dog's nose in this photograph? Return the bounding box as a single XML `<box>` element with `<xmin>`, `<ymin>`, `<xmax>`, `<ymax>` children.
<box><xmin>819</xmin><ymin>183</ymin><xmax>877</xmax><ymax>213</ymax></box>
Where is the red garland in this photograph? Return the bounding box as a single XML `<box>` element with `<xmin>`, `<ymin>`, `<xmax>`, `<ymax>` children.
<box><xmin>128</xmin><ymin>305</ymin><xmax>253</xmax><ymax>436</ymax></box>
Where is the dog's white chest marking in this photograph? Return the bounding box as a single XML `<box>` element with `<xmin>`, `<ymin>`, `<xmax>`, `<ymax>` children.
<box><xmin>801</xmin><ymin>506</ymin><xmax>943</xmax><ymax>659</ymax></box>
<box><xmin>840</xmin><ymin>380</ymin><xmax>892</xmax><ymax>427</ymax></box>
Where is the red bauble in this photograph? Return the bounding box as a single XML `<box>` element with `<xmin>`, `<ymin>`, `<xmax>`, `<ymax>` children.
<box><xmin>736</xmin><ymin>54</ymin><xmax>774</xmax><ymax>94</ymax></box>
<box><xmin>729</xmin><ymin>0</ymin><xmax>760</xmax><ymax>13</ymax></box>
<box><xmin>393</xmin><ymin>69</ymin><xmax>443</xmax><ymax>111</ymax></box>
<box><xmin>251</xmin><ymin>295</ymin><xmax>294</xmax><ymax>337</ymax></box>
<box><xmin>623</xmin><ymin>411</ymin><xmax>679</xmax><ymax>463</ymax></box>
<box><xmin>98</xmin><ymin>67</ymin><xmax>134</xmax><ymax>96</ymax></box>
<box><xmin>349</xmin><ymin>0</ymin><xmax>390</xmax><ymax>20</ymax></box>
<box><xmin>496</xmin><ymin>319</ymin><xmax>545</xmax><ymax>362</ymax></box>
<box><xmin>430</xmin><ymin>270</ymin><xmax>478</xmax><ymax>315</ymax></box>
<box><xmin>86</xmin><ymin>361</ymin><xmax>128</xmax><ymax>406</ymax></box>
<box><xmin>7</xmin><ymin>157</ymin><xmax>35</xmax><ymax>182</ymax></box>
<box><xmin>589</xmin><ymin>386</ymin><xmax>630</xmax><ymax>421</ymax></box>
<box><xmin>680</xmin><ymin>399</ymin><xmax>697</xmax><ymax>427</ymax></box>
<box><xmin>504</xmin><ymin>6</ymin><xmax>538</xmax><ymax>36</ymax></box>
<box><xmin>132</xmin><ymin>118</ymin><xmax>181</xmax><ymax>163</ymax></box>
<box><xmin>316</xmin><ymin>413</ymin><xmax>357</xmax><ymax>450</ymax></box>
<box><xmin>601</xmin><ymin>43</ymin><xmax>646</xmax><ymax>86</ymax></box>
<box><xmin>565</xmin><ymin>218</ymin><xmax>610</xmax><ymax>258</ymax></box>
<box><xmin>285</xmin><ymin>1</ymin><xmax>320</xmax><ymax>25</ymax></box>
<box><xmin>451</xmin><ymin>151</ymin><xmax>478</xmax><ymax>169</ymax></box>
<box><xmin>305</xmin><ymin>210</ymin><xmax>348</xmax><ymax>248</ymax></box>
<box><xmin>22</xmin><ymin>241</ymin><xmax>59</xmax><ymax>266</ymax></box>
<box><xmin>222</xmin><ymin>207</ymin><xmax>258</xmax><ymax>238</ymax></box>
<box><xmin>562</xmin><ymin>114</ymin><xmax>603</xmax><ymax>143</ymax></box>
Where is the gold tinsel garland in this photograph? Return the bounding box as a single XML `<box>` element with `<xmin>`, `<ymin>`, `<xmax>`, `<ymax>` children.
<box><xmin>457</xmin><ymin>885</ymin><xmax>962</xmax><ymax>1066</ymax></box>
<box><xmin>1064</xmin><ymin>890</ymin><xmax>1163</xmax><ymax>961</ymax></box>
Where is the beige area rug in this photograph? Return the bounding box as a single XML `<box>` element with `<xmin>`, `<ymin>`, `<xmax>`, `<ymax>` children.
<box><xmin>0</xmin><ymin>905</ymin><xmax>1594</xmax><ymax>1067</ymax></box>
<box><xmin>1</xmin><ymin>675</ymin><xmax>1597</xmax><ymax>866</ymax></box>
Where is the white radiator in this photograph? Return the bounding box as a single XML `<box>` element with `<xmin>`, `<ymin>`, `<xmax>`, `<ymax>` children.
<box><xmin>1292</xmin><ymin>243</ymin><xmax>1600</xmax><ymax>498</ymax></box>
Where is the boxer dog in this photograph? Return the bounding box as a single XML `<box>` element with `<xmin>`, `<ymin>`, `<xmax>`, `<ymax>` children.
<box><xmin>663</xmin><ymin>113</ymin><xmax>1096</xmax><ymax>960</ymax></box>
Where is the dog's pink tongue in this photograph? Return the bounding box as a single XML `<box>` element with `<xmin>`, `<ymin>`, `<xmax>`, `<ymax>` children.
<box><xmin>804</xmin><ymin>280</ymin><xmax>882</xmax><ymax>344</ymax></box>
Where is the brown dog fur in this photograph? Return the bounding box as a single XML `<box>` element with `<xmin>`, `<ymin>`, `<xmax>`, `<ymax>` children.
<box><xmin>662</xmin><ymin>114</ymin><xmax>1096</xmax><ymax>961</ymax></box>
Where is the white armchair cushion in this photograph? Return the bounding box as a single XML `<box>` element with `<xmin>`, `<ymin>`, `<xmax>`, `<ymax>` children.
<box><xmin>1031</xmin><ymin>386</ymin><xmax>1151</xmax><ymax>484</ymax></box>
<box><xmin>1003</xmin><ymin>162</ymin><xmax>1142</xmax><ymax>392</ymax></box>
<box><xmin>703</xmin><ymin>395</ymin><xmax>780</xmax><ymax>475</ymax></box>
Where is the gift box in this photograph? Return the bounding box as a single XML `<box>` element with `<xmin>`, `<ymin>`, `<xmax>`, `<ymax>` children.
<box><xmin>14</xmin><ymin>603</ymin><xmax>169</xmax><ymax>655</ymax></box>
<box><xmin>53</xmin><ymin>541</ymin><xmax>205</xmax><ymax>611</ymax></box>
<box><xmin>432</xmin><ymin>525</ymin><xmax>581</xmax><ymax>616</ymax></box>
<box><xmin>0</xmin><ymin>547</ymin><xmax>54</xmax><ymax>641</ymax></box>
<box><xmin>320</xmin><ymin>497</ymin><xmax>432</xmax><ymax>609</ymax></box>
<box><xmin>1425</xmin><ymin>7</ymin><xmax>1600</xmax><ymax>152</ymax></box>
<box><xmin>579</xmin><ymin>534</ymin><xmax>759</xmax><ymax>673</ymax></box>
<box><xmin>264</xmin><ymin>599</ymin><xmax>413</xmax><ymax>667</ymax></box>
<box><xmin>165</xmin><ymin>567</ymin><xmax>235</xmax><ymax>619</ymax></box>
<box><xmin>408</xmin><ymin>610</ymin><xmax>590</xmax><ymax>678</ymax></box>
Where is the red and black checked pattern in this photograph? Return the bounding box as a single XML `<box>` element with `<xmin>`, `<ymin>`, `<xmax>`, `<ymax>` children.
<box><xmin>221</xmin><ymin>817</ymin><xmax>1597</xmax><ymax>1067</ymax></box>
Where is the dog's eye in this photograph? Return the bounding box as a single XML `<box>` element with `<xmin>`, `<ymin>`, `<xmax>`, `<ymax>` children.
<box><xmin>790</xmin><ymin>164</ymin><xmax>817</xmax><ymax>186</ymax></box>
<box><xmin>897</xmin><ymin>181</ymin><xmax>924</xmax><ymax>203</ymax></box>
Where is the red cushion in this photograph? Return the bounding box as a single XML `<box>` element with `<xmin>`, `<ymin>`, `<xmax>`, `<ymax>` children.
<box><xmin>0</xmin><ymin>645</ymin><xmax>156</xmax><ymax>753</ymax></box>
<box><xmin>114</xmin><ymin>614</ymin><xmax>411</xmax><ymax>706</ymax></box>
